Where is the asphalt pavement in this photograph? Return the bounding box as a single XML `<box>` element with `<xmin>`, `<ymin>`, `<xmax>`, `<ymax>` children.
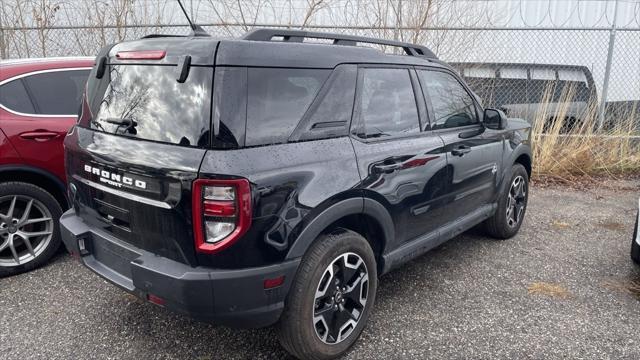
<box><xmin>2</xmin><ymin>180</ymin><xmax>640</xmax><ymax>359</ymax></box>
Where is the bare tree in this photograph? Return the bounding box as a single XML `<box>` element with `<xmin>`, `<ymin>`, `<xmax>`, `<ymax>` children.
<box><xmin>1</xmin><ymin>0</ymin><xmax>485</xmax><ymax>59</ymax></box>
<box><xmin>301</xmin><ymin>0</ymin><xmax>326</xmax><ymax>29</ymax></box>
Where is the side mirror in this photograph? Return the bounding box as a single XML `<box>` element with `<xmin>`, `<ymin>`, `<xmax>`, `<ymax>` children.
<box><xmin>483</xmin><ymin>108</ymin><xmax>508</xmax><ymax>130</ymax></box>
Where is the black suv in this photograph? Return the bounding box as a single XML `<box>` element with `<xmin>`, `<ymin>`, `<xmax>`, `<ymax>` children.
<box><xmin>60</xmin><ymin>29</ymin><xmax>532</xmax><ymax>359</ymax></box>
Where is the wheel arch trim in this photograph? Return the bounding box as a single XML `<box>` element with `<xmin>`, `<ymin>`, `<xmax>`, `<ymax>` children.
<box><xmin>499</xmin><ymin>144</ymin><xmax>532</xmax><ymax>195</ymax></box>
<box><xmin>512</xmin><ymin>146</ymin><xmax>532</xmax><ymax>176</ymax></box>
<box><xmin>0</xmin><ymin>164</ymin><xmax>67</xmax><ymax>203</ymax></box>
<box><xmin>285</xmin><ymin>197</ymin><xmax>394</xmax><ymax>261</ymax></box>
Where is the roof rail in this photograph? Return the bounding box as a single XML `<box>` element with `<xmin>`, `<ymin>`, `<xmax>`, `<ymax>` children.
<box><xmin>141</xmin><ymin>34</ymin><xmax>186</xmax><ymax>39</ymax></box>
<box><xmin>242</xmin><ymin>28</ymin><xmax>437</xmax><ymax>59</ymax></box>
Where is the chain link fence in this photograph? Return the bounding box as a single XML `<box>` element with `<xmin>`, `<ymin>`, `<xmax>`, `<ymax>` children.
<box><xmin>1</xmin><ymin>1</ymin><xmax>639</xmax><ymax>131</ymax></box>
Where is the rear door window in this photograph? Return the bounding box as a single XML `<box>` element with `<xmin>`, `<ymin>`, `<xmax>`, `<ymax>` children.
<box><xmin>0</xmin><ymin>79</ymin><xmax>36</xmax><ymax>114</ymax></box>
<box><xmin>245</xmin><ymin>68</ymin><xmax>329</xmax><ymax>146</ymax></box>
<box><xmin>356</xmin><ymin>67</ymin><xmax>420</xmax><ymax>139</ymax></box>
<box><xmin>85</xmin><ymin>65</ymin><xmax>213</xmax><ymax>147</ymax></box>
<box><xmin>22</xmin><ymin>70</ymin><xmax>90</xmax><ymax>115</ymax></box>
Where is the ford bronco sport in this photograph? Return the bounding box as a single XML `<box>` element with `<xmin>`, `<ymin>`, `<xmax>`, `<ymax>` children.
<box><xmin>60</xmin><ymin>29</ymin><xmax>532</xmax><ymax>359</ymax></box>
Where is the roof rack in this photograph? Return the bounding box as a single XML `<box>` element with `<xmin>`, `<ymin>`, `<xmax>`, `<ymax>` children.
<box><xmin>242</xmin><ymin>29</ymin><xmax>437</xmax><ymax>59</ymax></box>
<box><xmin>141</xmin><ymin>34</ymin><xmax>187</xmax><ymax>39</ymax></box>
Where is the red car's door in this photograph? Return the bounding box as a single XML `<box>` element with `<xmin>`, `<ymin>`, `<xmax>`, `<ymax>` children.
<box><xmin>0</xmin><ymin>68</ymin><xmax>91</xmax><ymax>182</ymax></box>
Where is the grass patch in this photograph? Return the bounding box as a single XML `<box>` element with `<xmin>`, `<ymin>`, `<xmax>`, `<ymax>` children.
<box><xmin>602</xmin><ymin>279</ymin><xmax>640</xmax><ymax>300</ymax></box>
<box><xmin>551</xmin><ymin>220</ymin><xmax>571</xmax><ymax>230</ymax></box>
<box><xmin>599</xmin><ymin>221</ymin><xmax>625</xmax><ymax>232</ymax></box>
<box><xmin>528</xmin><ymin>282</ymin><xmax>571</xmax><ymax>299</ymax></box>
<box><xmin>529</xmin><ymin>85</ymin><xmax>640</xmax><ymax>182</ymax></box>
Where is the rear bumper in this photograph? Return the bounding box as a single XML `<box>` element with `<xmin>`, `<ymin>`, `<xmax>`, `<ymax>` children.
<box><xmin>59</xmin><ymin>209</ymin><xmax>299</xmax><ymax>328</ymax></box>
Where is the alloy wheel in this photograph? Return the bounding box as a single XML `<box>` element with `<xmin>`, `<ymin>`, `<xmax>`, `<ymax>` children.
<box><xmin>312</xmin><ymin>252</ymin><xmax>369</xmax><ymax>344</ymax></box>
<box><xmin>506</xmin><ymin>175</ymin><xmax>527</xmax><ymax>228</ymax></box>
<box><xmin>0</xmin><ymin>195</ymin><xmax>54</xmax><ymax>267</ymax></box>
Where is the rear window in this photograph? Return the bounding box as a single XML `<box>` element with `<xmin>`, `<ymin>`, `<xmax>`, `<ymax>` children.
<box><xmin>24</xmin><ymin>70</ymin><xmax>90</xmax><ymax>115</ymax></box>
<box><xmin>245</xmin><ymin>68</ymin><xmax>329</xmax><ymax>146</ymax></box>
<box><xmin>83</xmin><ymin>65</ymin><xmax>212</xmax><ymax>147</ymax></box>
<box><xmin>0</xmin><ymin>70</ymin><xmax>89</xmax><ymax>116</ymax></box>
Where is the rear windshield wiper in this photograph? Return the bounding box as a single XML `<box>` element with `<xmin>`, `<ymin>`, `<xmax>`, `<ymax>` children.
<box><xmin>104</xmin><ymin>118</ymin><xmax>138</xmax><ymax>135</ymax></box>
<box><xmin>105</xmin><ymin>118</ymin><xmax>137</xmax><ymax>127</ymax></box>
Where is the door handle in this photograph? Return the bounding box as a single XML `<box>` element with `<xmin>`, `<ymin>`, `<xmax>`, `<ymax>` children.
<box><xmin>451</xmin><ymin>145</ymin><xmax>471</xmax><ymax>157</ymax></box>
<box><xmin>19</xmin><ymin>131</ymin><xmax>59</xmax><ymax>142</ymax></box>
<box><xmin>372</xmin><ymin>162</ymin><xmax>403</xmax><ymax>173</ymax></box>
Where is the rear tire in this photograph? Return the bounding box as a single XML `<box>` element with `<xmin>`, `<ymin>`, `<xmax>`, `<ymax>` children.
<box><xmin>485</xmin><ymin>164</ymin><xmax>529</xmax><ymax>239</ymax></box>
<box><xmin>0</xmin><ymin>182</ymin><xmax>62</xmax><ymax>277</ymax></box>
<box><xmin>277</xmin><ymin>229</ymin><xmax>377</xmax><ymax>360</ymax></box>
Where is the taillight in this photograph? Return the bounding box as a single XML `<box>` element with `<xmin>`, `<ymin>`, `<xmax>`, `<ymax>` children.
<box><xmin>192</xmin><ymin>179</ymin><xmax>252</xmax><ymax>254</ymax></box>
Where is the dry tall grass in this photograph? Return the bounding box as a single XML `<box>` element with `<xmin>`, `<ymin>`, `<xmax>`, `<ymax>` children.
<box><xmin>530</xmin><ymin>85</ymin><xmax>640</xmax><ymax>180</ymax></box>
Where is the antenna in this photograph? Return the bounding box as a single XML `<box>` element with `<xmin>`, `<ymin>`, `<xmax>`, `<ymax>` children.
<box><xmin>176</xmin><ymin>0</ymin><xmax>209</xmax><ymax>37</ymax></box>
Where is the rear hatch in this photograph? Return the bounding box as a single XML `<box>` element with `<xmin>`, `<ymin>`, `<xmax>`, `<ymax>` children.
<box><xmin>65</xmin><ymin>37</ymin><xmax>218</xmax><ymax>266</ymax></box>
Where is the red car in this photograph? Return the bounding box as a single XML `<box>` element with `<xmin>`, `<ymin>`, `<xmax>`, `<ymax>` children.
<box><xmin>0</xmin><ymin>57</ymin><xmax>93</xmax><ymax>276</ymax></box>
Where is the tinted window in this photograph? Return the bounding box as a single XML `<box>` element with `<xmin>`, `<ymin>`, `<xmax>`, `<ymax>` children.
<box><xmin>418</xmin><ymin>70</ymin><xmax>478</xmax><ymax>130</ymax></box>
<box><xmin>86</xmin><ymin>65</ymin><xmax>212</xmax><ymax>147</ymax></box>
<box><xmin>293</xmin><ymin>65</ymin><xmax>357</xmax><ymax>142</ymax></box>
<box><xmin>357</xmin><ymin>68</ymin><xmax>420</xmax><ymax>138</ymax></box>
<box><xmin>23</xmin><ymin>70</ymin><xmax>90</xmax><ymax>115</ymax></box>
<box><xmin>212</xmin><ymin>67</ymin><xmax>247</xmax><ymax>149</ymax></box>
<box><xmin>245</xmin><ymin>68</ymin><xmax>329</xmax><ymax>146</ymax></box>
<box><xmin>0</xmin><ymin>79</ymin><xmax>35</xmax><ymax>114</ymax></box>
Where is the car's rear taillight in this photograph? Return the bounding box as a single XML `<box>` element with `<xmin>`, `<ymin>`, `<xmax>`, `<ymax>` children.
<box><xmin>192</xmin><ymin>179</ymin><xmax>252</xmax><ymax>254</ymax></box>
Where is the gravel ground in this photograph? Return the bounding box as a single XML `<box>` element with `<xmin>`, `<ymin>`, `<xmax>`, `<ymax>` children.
<box><xmin>2</xmin><ymin>181</ymin><xmax>640</xmax><ymax>360</ymax></box>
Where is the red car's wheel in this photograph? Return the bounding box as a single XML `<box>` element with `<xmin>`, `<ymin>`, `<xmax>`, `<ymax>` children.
<box><xmin>0</xmin><ymin>182</ymin><xmax>62</xmax><ymax>277</ymax></box>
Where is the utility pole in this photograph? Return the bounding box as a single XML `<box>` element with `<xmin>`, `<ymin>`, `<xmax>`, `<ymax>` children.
<box><xmin>598</xmin><ymin>0</ymin><xmax>619</xmax><ymax>130</ymax></box>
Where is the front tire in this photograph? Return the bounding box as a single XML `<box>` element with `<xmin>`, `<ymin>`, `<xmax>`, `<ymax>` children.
<box><xmin>0</xmin><ymin>182</ymin><xmax>62</xmax><ymax>277</ymax></box>
<box><xmin>277</xmin><ymin>229</ymin><xmax>377</xmax><ymax>360</ymax></box>
<box><xmin>485</xmin><ymin>164</ymin><xmax>529</xmax><ymax>239</ymax></box>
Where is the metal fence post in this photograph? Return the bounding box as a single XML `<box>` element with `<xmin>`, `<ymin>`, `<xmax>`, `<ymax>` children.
<box><xmin>0</xmin><ymin>1</ymin><xmax>5</xmax><ymax>59</ymax></box>
<box><xmin>0</xmin><ymin>25</ymin><xmax>5</xmax><ymax>59</ymax></box>
<box><xmin>598</xmin><ymin>0</ymin><xmax>619</xmax><ymax>130</ymax></box>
